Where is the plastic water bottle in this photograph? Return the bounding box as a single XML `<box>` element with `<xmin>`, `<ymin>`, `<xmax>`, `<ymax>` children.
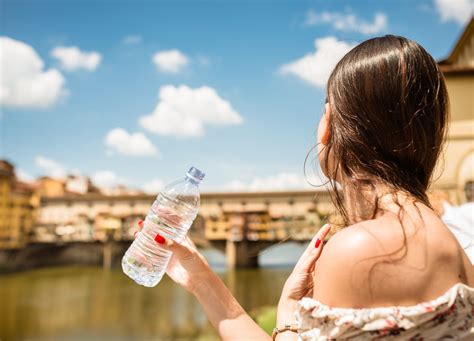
<box><xmin>122</xmin><ymin>167</ymin><xmax>205</xmax><ymax>287</ymax></box>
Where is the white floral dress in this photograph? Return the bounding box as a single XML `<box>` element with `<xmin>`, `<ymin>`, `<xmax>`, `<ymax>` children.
<box><xmin>295</xmin><ymin>283</ymin><xmax>474</xmax><ymax>340</ymax></box>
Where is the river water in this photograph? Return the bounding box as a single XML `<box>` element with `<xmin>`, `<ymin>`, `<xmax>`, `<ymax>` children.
<box><xmin>0</xmin><ymin>243</ymin><xmax>306</xmax><ymax>340</ymax></box>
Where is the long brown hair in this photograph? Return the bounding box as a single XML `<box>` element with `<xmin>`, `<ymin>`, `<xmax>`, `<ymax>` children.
<box><xmin>322</xmin><ymin>35</ymin><xmax>449</xmax><ymax>226</ymax></box>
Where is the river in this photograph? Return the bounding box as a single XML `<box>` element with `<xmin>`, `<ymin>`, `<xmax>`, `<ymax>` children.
<box><xmin>0</xmin><ymin>242</ymin><xmax>307</xmax><ymax>340</ymax></box>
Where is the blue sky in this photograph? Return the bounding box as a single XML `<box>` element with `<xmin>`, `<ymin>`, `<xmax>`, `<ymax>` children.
<box><xmin>0</xmin><ymin>0</ymin><xmax>471</xmax><ymax>193</ymax></box>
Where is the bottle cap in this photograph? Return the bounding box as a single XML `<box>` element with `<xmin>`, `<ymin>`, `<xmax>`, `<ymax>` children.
<box><xmin>186</xmin><ymin>167</ymin><xmax>205</xmax><ymax>183</ymax></box>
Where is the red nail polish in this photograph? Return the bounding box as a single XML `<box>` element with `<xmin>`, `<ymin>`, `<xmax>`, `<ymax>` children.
<box><xmin>155</xmin><ymin>234</ymin><xmax>165</xmax><ymax>244</ymax></box>
<box><xmin>138</xmin><ymin>220</ymin><xmax>144</xmax><ymax>227</ymax></box>
<box><xmin>315</xmin><ymin>238</ymin><xmax>322</xmax><ymax>248</ymax></box>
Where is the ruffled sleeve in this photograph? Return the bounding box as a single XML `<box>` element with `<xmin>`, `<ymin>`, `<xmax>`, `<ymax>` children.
<box><xmin>294</xmin><ymin>283</ymin><xmax>474</xmax><ymax>340</ymax></box>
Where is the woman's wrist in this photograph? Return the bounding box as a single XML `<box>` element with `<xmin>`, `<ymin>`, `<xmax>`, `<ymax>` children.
<box><xmin>190</xmin><ymin>266</ymin><xmax>271</xmax><ymax>340</ymax></box>
<box><xmin>275</xmin><ymin>300</ymin><xmax>298</xmax><ymax>341</ymax></box>
<box><xmin>277</xmin><ymin>298</ymin><xmax>297</xmax><ymax>327</ymax></box>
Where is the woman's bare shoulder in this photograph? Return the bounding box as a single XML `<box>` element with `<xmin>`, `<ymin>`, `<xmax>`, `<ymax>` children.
<box><xmin>312</xmin><ymin>213</ymin><xmax>464</xmax><ymax>308</ymax></box>
<box><xmin>312</xmin><ymin>219</ymin><xmax>395</xmax><ymax>307</ymax></box>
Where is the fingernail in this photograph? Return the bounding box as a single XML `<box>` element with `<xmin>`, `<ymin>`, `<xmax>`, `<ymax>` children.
<box><xmin>134</xmin><ymin>230</ymin><xmax>139</xmax><ymax>237</ymax></box>
<box><xmin>155</xmin><ymin>234</ymin><xmax>165</xmax><ymax>244</ymax></box>
<box><xmin>138</xmin><ymin>220</ymin><xmax>144</xmax><ymax>227</ymax></box>
<box><xmin>315</xmin><ymin>238</ymin><xmax>322</xmax><ymax>248</ymax></box>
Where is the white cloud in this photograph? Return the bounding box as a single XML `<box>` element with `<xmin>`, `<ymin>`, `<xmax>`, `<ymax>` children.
<box><xmin>51</xmin><ymin>46</ymin><xmax>101</xmax><ymax>71</ymax></box>
<box><xmin>92</xmin><ymin>170</ymin><xmax>125</xmax><ymax>188</ymax></box>
<box><xmin>122</xmin><ymin>35</ymin><xmax>142</xmax><ymax>45</ymax></box>
<box><xmin>105</xmin><ymin>128</ymin><xmax>158</xmax><ymax>156</ymax></box>
<box><xmin>279</xmin><ymin>37</ymin><xmax>355</xmax><ymax>88</ymax></box>
<box><xmin>152</xmin><ymin>49</ymin><xmax>189</xmax><ymax>73</ymax></box>
<box><xmin>0</xmin><ymin>36</ymin><xmax>66</xmax><ymax>109</ymax></box>
<box><xmin>142</xmin><ymin>179</ymin><xmax>164</xmax><ymax>194</ymax></box>
<box><xmin>35</xmin><ymin>155</ymin><xmax>67</xmax><ymax>179</ymax></box>
<box><xmin>139</xmin><ymin>85</ymin><xmax>243</xmax><ymax>138</ymax></box>
<box><xmin>224</xmin><ymin>172</ymin><xmax>328</xmax><ymax>192</ymax></box>
<box><xmin>304</xmin><ymin>10</ymin><xmax>388</xmax><ymax>34</ymax></box>
<box><xmin>434</xmin><ymin>0</ymin><xmax>473</xmax><ymax>25</ymax></box>
<box><xmin>17</xmin><ymin>168</ymin><xmax>34</xmax><ymax>182</ymax></box>
<box><xmin>69</xmin><ymin>168</ymin><xmax>82</xmax><ymax>176</ymax></box>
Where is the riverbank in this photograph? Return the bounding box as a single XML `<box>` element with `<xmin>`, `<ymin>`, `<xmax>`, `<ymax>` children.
<box><xmin>0</xmin><ymin>241</ymin><xmax>131</xmax><ymax>273</ymax></box>
<box><xmin>0</xmin><ymin>266</ymin><xmax>288</xmax><ymax>340</ymax></box>
<box><xmin>0</xmin><ymin>239</ymin><xmax>307</xmax><ymax>273</ymax></box>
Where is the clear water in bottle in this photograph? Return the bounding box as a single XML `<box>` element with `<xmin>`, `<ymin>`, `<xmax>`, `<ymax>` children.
<box><xmin>122</xmin><ymin>167</ymin><xmax>205</xmax><ymax>287</ymax></box>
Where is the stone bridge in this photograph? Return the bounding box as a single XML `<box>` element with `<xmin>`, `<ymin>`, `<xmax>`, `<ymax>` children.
<box><xmin>30</xmin><ymin>189</ymin><xmax>334</xmax><ymax>268</ymax></box>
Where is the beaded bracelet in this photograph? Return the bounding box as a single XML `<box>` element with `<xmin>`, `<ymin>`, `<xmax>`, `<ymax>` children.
<box><xmin>272</xmin><ymin>324</ymin><xmax>298</xmax><ymax>340</ymax></box>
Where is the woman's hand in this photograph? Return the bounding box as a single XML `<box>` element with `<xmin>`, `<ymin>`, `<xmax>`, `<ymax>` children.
<box><xmin>277</xmin><ymin>224</ymin><xmax>332</xmax><ymax>326</ymax></box>
<box><xmin>135</xmin><ymin>218</ymin><xmax>272</xmax><ymax>340</ymax></box>
<box><xmin>136</xmin><ymin>218</ymin><xmax>211</xmax><ymax>294</ymax></box>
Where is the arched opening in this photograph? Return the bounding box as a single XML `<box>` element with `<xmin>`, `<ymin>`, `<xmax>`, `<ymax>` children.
<box><xmin>464</xmin><ymin>181</ymin><xmax>474</xmax><ymax>202</ymax></box>
<box><xmin>457</xmin><ymin>150</ymin><xmax>474</xmax><ymax>203</ymax></box>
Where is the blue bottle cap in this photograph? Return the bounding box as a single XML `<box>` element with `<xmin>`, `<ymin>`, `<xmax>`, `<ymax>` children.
<box><xmin>186</xmin><ymin>167</ymin><xmax>205</xmax><ymax>182</ymax></box>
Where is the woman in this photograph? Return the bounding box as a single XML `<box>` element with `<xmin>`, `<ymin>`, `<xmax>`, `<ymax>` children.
<box><xmin>138</xmin><ymin>35</ymin><xmax>474</xmax><ymax>340</ymax></box>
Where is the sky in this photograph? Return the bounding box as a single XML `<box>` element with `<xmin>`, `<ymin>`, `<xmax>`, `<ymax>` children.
<box><xmin>0</xmin><ymin>0</ymin><xmax>472</xmax><ymax>193</ymax></box>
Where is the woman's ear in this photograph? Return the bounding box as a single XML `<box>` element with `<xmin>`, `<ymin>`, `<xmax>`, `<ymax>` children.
<box><xmin>321</xmin><ymin>103</ymin><xmax>331</xmax><ymax>145</ymax></box>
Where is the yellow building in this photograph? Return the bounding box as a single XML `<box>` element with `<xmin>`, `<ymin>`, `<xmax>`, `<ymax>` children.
<box><xmin>94</xmin><ymin>213</ymin><xmax>123</xmax><ymax>241</ymax></box>
<box><xmin>434</xmin><ymin>17</ymin><xmax>474</xmax><ymax>203</ymax></box>
<box><xmin>0</xmin><ymin>160</ymin><xmax>39</xmax><ymax>249</ymax></box>
<box><xmin>37</xmin><ymin>176</ymin><xmax>65</xmax><ymax>197</ymax></box>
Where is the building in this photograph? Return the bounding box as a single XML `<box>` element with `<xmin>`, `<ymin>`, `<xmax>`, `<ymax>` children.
<box><xmin>435</xmin><ymin>17</ymin><xmax>474</xmax><ymax>203</ymax></box>
<box><xmin>36</xmin><ymin>190</ymin><xmax>332</xmax><ymax>243</ymax></box>
<box><xmin>201</xmin><ymin>190</ymin><xmax>331</xmax><ymax>241</ymax></box>
<box><xmin>65</xmin><ymin>175</ymin><xmax>93</xmax><ymax>195</ymax></box>
<box><xmin>36</xmin><ymin>193</ymin><xmax>152</xmax><ymax>242</ymax></box>
<box><xmin>37</xmin><ymin>177</ymin><xmax>65</xmax><ymax>198</ymax></box>
<box><xmin>0</xmin><ymin>160</ymin><xmax>39</xmax><ymax>249</ymax></box>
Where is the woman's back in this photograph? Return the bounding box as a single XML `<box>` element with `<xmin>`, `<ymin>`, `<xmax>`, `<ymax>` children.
<box><xmin>291</xmin><ymin>198</ymin><xmax>474</xmax><ymax>340</ymax></box>
<box><xmin>312</xmin><ymin>198</ymin><xmax>473</xmax><ymax>308</ymax></box>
